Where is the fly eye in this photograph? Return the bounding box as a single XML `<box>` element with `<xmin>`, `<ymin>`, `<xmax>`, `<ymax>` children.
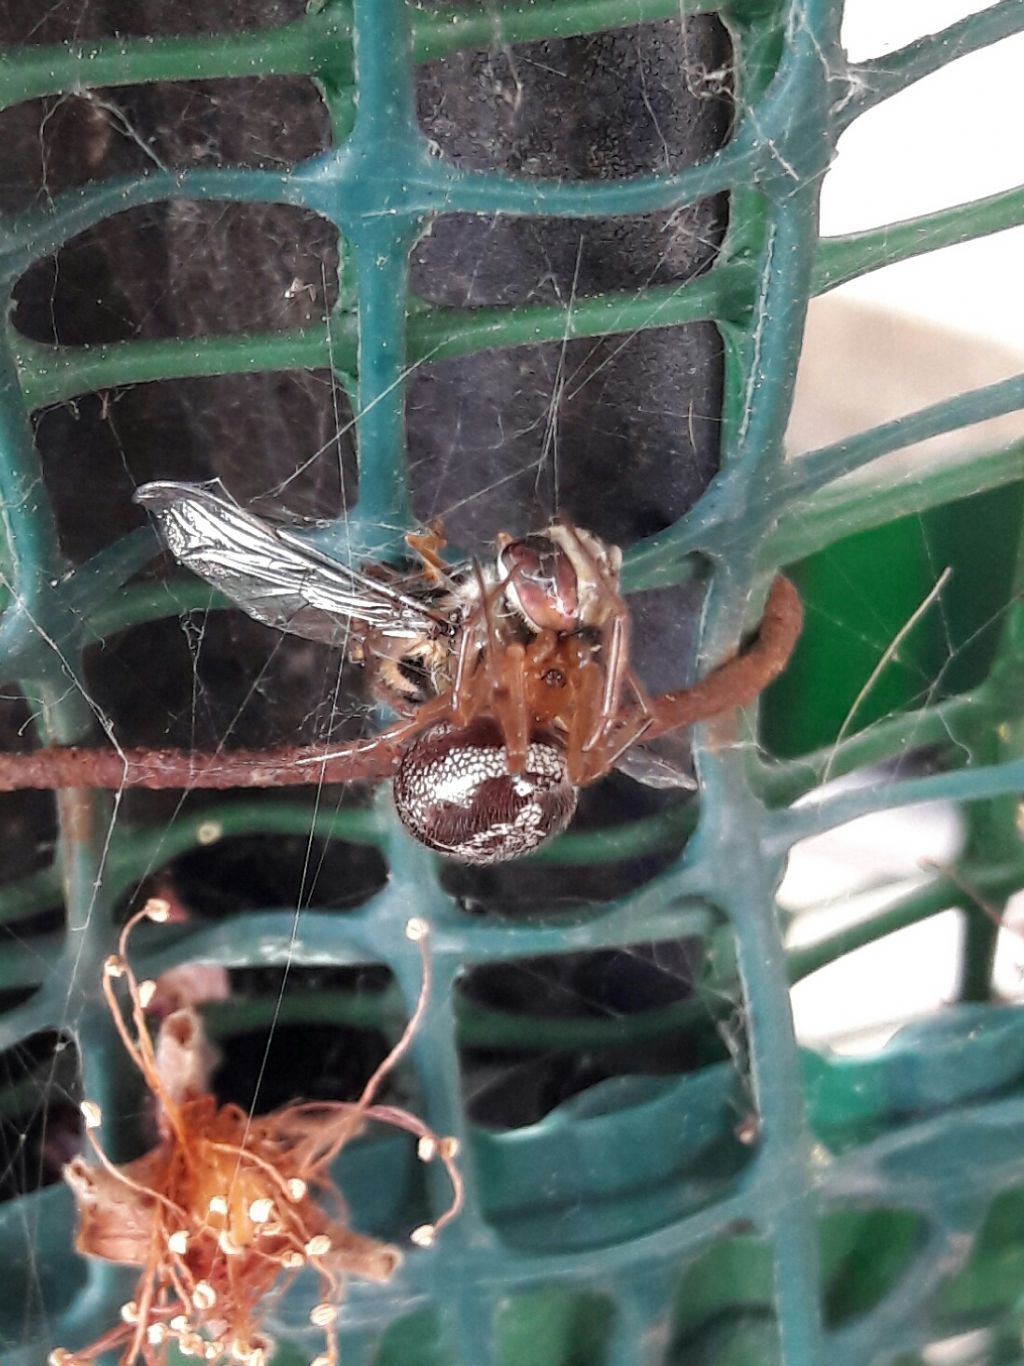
<box><xmin>498</xmin><ymin>537</ymin><xmax>579</xmax><ymax>634</ymax></box>
<box><xmin>393</xmin><ymin>718</ymin><xmax>578</xmax><ymax>865</ymax></box>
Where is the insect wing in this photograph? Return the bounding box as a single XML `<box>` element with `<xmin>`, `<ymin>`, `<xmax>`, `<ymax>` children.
<box><xmin>134</xmin><ymin>481</ymin><xmax>442</xmax><ymax>646</ymax></box>
<box><xmin>614</xmin><ymin>734</ymin><xmax>697</xmax><ymax>790</ymax></box>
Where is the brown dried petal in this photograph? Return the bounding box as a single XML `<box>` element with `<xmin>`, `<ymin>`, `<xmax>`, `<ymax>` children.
<box><xmin>155</xmin><ymin>1006</ymin><xmax>220</xmax><ymax>1110</ymax></box>
<box><xmin>326</xmin><ymin>1227</ymin><xmax>403</xmax><ymax>1283</ymax></box>
<box><xmin>148</xmin><ymin>961</ymin><xmax>231</xmax><ymax>1020</ymax></box>
<box><xmin>64</xmin><ymin>1153</ymin><xmax>163</xmax><ymax>1265</ymax></box>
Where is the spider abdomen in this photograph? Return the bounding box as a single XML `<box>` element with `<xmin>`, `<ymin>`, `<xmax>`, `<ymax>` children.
<box><xmin>393</xmin><ymin>718</ymin><xmax>577</xmax><ymax>864</ymax></box>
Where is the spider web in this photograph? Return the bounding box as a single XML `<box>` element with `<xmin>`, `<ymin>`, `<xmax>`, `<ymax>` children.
<box><xmin>0</xmin><ymin>0</ymin><xmax>1023</xmax><ymax>1362</ymax></box>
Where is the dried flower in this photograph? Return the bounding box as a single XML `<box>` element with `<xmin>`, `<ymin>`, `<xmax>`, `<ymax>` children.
<box><xmin>53</xmin><ymin>907</ymin><xmax>462</xmax><ymax>1364</ymax></box>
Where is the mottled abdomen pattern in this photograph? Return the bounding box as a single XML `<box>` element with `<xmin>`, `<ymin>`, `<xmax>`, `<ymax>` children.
<box><xmin>393</xmin><ymin>718</ymin><xmax>577</xmax><ymax>864</ymax></box>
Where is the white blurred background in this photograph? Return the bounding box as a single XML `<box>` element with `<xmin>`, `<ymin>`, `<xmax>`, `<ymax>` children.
<box><xmin>780</xmin><ymin>0</ymin><xmax>1024</xmax><ymax>1051</ymax></box>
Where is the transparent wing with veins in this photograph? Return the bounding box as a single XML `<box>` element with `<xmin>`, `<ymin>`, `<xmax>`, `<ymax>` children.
<box><xmin>614</xmin><ymin>738</ymin><xmax>697</xmax><ymax>790</ymax></box>
<box><xmin>134</xmin><ymin>481</ymin><xmax>448</xmax><ymax>647</ymax></box>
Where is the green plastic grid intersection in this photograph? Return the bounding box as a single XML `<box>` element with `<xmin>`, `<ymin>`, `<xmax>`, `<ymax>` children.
<box><xmin>0</xmin><ymin>0</ymin><xmax>1022</xmax><ymax>1363</ymax></box>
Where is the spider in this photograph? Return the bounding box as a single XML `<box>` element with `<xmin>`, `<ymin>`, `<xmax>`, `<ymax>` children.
<box><xmin>0</xmin><ymin>485</ymin><xmax>802</xmax><ymax>866</ymax></box>
<box><xmin>50</xmin><ymin>899</ymin><xmax>462</xmax><ymax>1366</ymax></box>
<box><xmin>381</xmin><ymin>524</ymin><xmax>801</xmax><ymax>864</ymax></box>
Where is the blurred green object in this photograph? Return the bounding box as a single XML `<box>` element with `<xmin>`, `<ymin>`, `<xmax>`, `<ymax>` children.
<box><xmin>762</xmin><ymin>482</ymin><xmax>1024</xmax><ymax>757</ymax></box>
<box><xmin>1</xmin><ymin>1</ymin><xmax>1023</xmax><ymax>1364</ymax></box>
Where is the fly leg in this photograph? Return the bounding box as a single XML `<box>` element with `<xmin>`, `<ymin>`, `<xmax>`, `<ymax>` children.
<box><xmin>405</xmin><ymin>522</ymin><xmax>450</xmax><ymax>586</ymax></box>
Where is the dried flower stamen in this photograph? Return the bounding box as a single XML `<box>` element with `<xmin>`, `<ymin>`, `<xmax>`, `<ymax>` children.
<box><xmin>79</xmin><ymin>1100</ymin><xmax>102</xmax><ymax>1130</ymax></box>
<box><xmin>192</xmin><ymin>1282</ymin><xmax>217</xmax><ymax>1310</ymax></box>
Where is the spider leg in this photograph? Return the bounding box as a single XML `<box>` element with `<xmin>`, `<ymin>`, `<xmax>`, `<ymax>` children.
<box><xmin>492</xmin><ymin>641</ymin><xmax>530</xmax><ymax>770</ymax></box>
<box><xmin>466</xmin><ymin>561</ymin><xmax>533</xmax><ymax>770</ymax></box>
<box><xmin>624</xmin><ymin>663</ymin><xmax>654</xmax><ymax>716</ymax></box>
<box><xmin>444</xmin><ymin>560</ymin><xmax>507</xmax><ymax>725</ymax></box>
<box><xmin>553</xmin><ymin>520</ymin><xmax>633</xmax><ymax>754</ymax></box>
<box><xmin>581</xmin><ymin>602</ymin><xmax>630</xmax><ymax>753</ymax></box>
<box><xmin>583</xmin><ymin>662</ymin><xmax>658</xmax><ymax>781</ymax></box>
<box><xmin>567</xmin><ymin>675</ymin><xmax>655</xmax><ymax>785</ymax></box>
<box><xmin>638</xmin><ymin>575</ymin><xmax>804</xmax><ymax>743</ymax></box>
<box><xmin>0</xmin><ymin>721</ymin><xmax>435</xmax><ymax>791</ymax></box>
<box><xmin>563</xmin><ymin>641</ymin><xmax>608</xmax><ymax>785</ymax></box>
<box><xmin>449</xmin><ymin>609</ymin><xmax>484</xmax><ymax>724</ymax></box>
<box><xmin>296</xmin><ymin>710</ymin><xmax>445</xmax><ymax>778</ymax></box>
<box><xmin>592</xmin><ymin>710</ymin><xmax>657</xmax><ymax>782</ymax></box>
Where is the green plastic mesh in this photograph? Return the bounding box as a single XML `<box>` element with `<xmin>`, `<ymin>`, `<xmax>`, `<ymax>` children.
<box><xmin>1</xmin><ymin>1</ymin><xmax>1023</xmax><ymax>1363</ymax></box>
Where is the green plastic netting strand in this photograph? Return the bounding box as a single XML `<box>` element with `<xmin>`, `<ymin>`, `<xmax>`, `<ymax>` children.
<box><xmin>1</xmin><ymin>0</ymin><xmax>1023</xmax><ymax>1363</ymax></box>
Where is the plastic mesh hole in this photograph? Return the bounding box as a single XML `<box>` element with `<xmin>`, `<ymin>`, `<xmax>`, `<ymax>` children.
<box><xmin>440</xmin><ymin>774</ymin><xmax>693</xmax><ymax>919</ymax></box>
<box><xmin>0</xmin><ymin>76</ymin><xmax>331</xmax><ymax>215</ymax></box>
<box><xmin>668</xmin><ymin>1230</ymin><xmax>779</xmax><ymax>1365</ymax></box>
<box><xmin>144</xmin><ymin>825</ymin><xmax>387</xmax><ymax>920</ymax></box>
<box><xmin>670</xmin><ymin>1315</ymin><xmax>782</xmax><ymax>1366</ymax></box>
<box><xmin>939</xmin><ymin>1186</ymin><xmax>1024</xmax><ymax>1325</ymax></box>
<box><xmin>83</xmin><ymin>608</ymin><xmax>369</xmax><ymax>754</ymax></box>
<box><xmin>1</xmin><ymin>0</ymin><xmax>312</xmax><ymax>45</ymax></box>
<box><xmin>761</xmin><ymin>488</ymin><xmax>1024</xmax><ymax>760</ymax></box>
<box><xmin>411</xmin><ymin>205</ymin><xmax>728</xmax><ymax>299</ymax></box>
<box><xmin>407</xmin><ymin>335</ymin><xmax>722</xmax><ymax>550</ymax></box>
<box><xmin>464</xmin><ymin>928</ymin><xmax>757</xmax><ymax>1250</ymax></box>
<box><xmin>0</xmin><ymin>1031</ymin><xmax>81</xmax><ymax>1203</ymax></box>
<box><xmin>35</xmin><ymin>370</ymin><xmax>357</xmax><ymax>562</ymax></box>
<box><xmin>376</xmin><ymin>1309</ymin><xmax>449</xmax><ymax>1366</ymax></box>
<box><xmin>416</xmin><ymin>16</ymin><xmax>733</xmax><ymax>180</ymax></box>
<box><xmin>13</xmin><ymin>201</ymin><xmax>339</xmax><ymax>345</ymax></box>
<box><xmin>493</xmin><ymin>1288</ymin><xmax>616</xmax><ymax>1366</ymax></box>
<box><xmin>209</xmin><ymin>965</ymin><xmax>395</xmax><ymax>1114</ymax></box>
<box><xmin>459</xmin><ymin>936</ymin><xmax>715</xmax><ymax>1126</ymax></box>
<box><xmin>821</xmin><ymin>1207</ymin><xmax>930</xmax><ymax>1328</ymax></box>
